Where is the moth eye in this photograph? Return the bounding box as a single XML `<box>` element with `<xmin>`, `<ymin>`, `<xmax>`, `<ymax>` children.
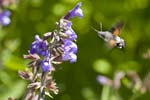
<box><xmin>116</xmin><ymin>43</ymin><xmax>122</xmax><ymax>47</ymax></box>
<box><xmin>116</xmin><ymin>43</ymin><xmax>120</xmax><ymax>46</ymax></box>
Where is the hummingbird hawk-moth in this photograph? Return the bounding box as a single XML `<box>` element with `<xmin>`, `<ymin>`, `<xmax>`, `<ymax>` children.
<box><xmin>93</xmin><ymin>22</ymin><xmax>125</xmax><ymax>49</ymax></box>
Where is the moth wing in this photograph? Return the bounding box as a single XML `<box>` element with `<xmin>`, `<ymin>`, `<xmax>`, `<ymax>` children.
<box><xmin>109</xmin><ymin>22</ymin><xmax>123</xmax><ymax>36</ymax></box>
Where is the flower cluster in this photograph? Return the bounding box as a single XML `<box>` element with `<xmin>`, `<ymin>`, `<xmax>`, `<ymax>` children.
<box><xmin>19</xmin><ymin>2</ymin><xmax>83</xmax><ymax>100</ymax></box>
<box><xmin>28</xmin><ymin>2</ymin><xmax>83</xmax><ymax>73</ymax></box>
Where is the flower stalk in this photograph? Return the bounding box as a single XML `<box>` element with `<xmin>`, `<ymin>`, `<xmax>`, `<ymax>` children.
<box><xmin>19</xmin><ymin>2</ymin><xmax>83</xmax><ymax>100</ymax></box>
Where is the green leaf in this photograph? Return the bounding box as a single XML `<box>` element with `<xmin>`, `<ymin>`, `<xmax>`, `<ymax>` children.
<box><xmin>45</xmin><ymin>91</ymin><xmax>53</xmax><ymax>98</ymax></box>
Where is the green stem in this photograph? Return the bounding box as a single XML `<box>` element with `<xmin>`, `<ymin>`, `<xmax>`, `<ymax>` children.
<box><xmin>101</xmin><ymin>85</ymin><xmax>110</xmax><ymax>100</ymax></box>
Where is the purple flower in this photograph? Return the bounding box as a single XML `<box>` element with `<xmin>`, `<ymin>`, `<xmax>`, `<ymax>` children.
<box><xmin>41</xmin><ymin>61</ymin><xmax>51</xmax><ymax>72</ymax></box>
<box><xmin>64</xmin><ymin>39</ymin><xmax>77</xmax><ymax>53</ymax></box>
<box><xmin>30</xmin><ymin>35</ymin><xmax>50</xmax><ymax>57</ymax></box>
<box><xmin>62</xmin><ymin>39</ymin><xmax>77</xmax><ymax>63</ymax></box>
<box><xmin>64</xmin><ymin>20</ymin><xmax>72</xmax><ymax>29</ymax></box>
<box><xmin>0</xmin><ymin>10</ymin><xmax>11</xmax><ymax>26</ymax></box>
<box><xmin>65</xmin><ymin>29</ymin><xmax>77</xmax><ymax>40</ymax></box>
<box><xmin>63</xmin><ymin>52</ymin><xmax>77</xmax><ymax>63</ymax></box>
<box><xmin>97</xmin><ymin>75</ymin><xmax>108</xmax><ymax>85</ymax></box>
<box><xmin>63</xmin><ymin>2</ymin><xmax>83</xmax><ymax>19</ymax></box>
<box><xmin>97</xmin><ymin>75</ymin><xmax>113</xmax><ymax>86</ymax></box>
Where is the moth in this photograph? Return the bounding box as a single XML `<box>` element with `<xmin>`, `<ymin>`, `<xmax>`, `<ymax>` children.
<box><xmin>93</xmin><ymin>22</ymin><xmax>125</xmax><ymax>49</ymax></box>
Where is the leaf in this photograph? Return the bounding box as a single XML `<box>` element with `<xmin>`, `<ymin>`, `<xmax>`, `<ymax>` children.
<box><xmin>45</xmin><ymin>91</ymin><xmax>53</xmax><ymax>98</ymax></box>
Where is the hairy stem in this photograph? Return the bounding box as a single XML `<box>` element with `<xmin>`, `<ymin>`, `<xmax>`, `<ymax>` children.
<box><xmin>38</xmin><ymin>72</ymin><xmax>46</xmax><ymax>100</ymax></box>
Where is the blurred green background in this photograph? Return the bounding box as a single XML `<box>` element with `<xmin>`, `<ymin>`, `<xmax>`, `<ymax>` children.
<box><xmin>0</xmin><ymin>0</ymin><xmax>150</xmax><ymax>100</ymax></box>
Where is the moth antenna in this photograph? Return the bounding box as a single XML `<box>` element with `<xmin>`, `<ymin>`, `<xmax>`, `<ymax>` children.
<box><xmin>91</xmin><ymin>26</ymin><xmax>99</xmax><ymax>33</ymax></box>
<box><xmin>100</xmin><ymin>22</ymin><xmax>102</xmax><ymax>32</ymax></box>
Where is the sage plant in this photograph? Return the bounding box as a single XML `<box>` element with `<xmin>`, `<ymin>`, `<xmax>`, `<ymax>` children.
<box><xmin>19</xmin><ymin>2</ymin><xmax>83</xmax><ymax>100</ymax></box>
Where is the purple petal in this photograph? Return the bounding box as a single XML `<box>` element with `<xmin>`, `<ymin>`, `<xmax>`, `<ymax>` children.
<box><xmin>29</xmin><ymin>35</ymin><xmax>50</xmax><ymax>57</ymax></box>
<box><xmin>62</xmin><ymin>52</ymin><xmax>70</xmax><ymax>61</ymax></box>
<box><xmin>35</xmin><ymin>35</ymin><xmax>42</xmax><ymax>42</ymax></box>
<box><xmin>64</xmin><ymin>2</ymin><xmax>83</xmax><ymax>19</ymax></box>
<box><xmin>41</xmin><ymin>61</ymin><xmax>51</xmax><ymax>72</ymax></box>
<box><xmin>64</xmin><ymin>39</ymin><xmax>77</xmax><ymax>53</ymax></box>
<box><xmin>0</xmin><ymin>10</ymin><xmax>11</xmax><ymax>26</ymax></box>
<box><xmin>62</xmin><ymin>51</ymin><xmax>77</xmax><ymax>63</ymax></box>
<box><xmin>66</xmin><ymin>21</ymin><xmax>72</xmax><ymax>28</ymax></box>
<box><xmin>0</xmin><ymin>16</ymin><xmax>11</xmax><ymax>26</ymax></box>
<box><xmin>1</xmin><ymin>10</ymin><xmax>11</xmax><ymax>16</ymax></box>
<box><xmin>65</xmin><ymin>29</ymin><xmax>77</xmax><ymax>40</ymax></box>
<box><xmin>30</xmin><ymin>42</ymin><xmax>37</xmax><ymax>54</ymax></box>
<box><xmin>62</xmin><ymin>39</ymin><xmax>77</xmax><ymax>63</ymax></box>
<box><xmin>69</xmin><ymin>53</ymin><xmax>77</xmax><ymax>63</ymax></box>
<box><xmin>97</xmin><ymin>75</ymin><xmax>108</xmax><ymax>85</ymax></box>
<box><xmin>74</xmin><ymin>8</ymin><xmax>83</xmax><ymax>18</ymax></box>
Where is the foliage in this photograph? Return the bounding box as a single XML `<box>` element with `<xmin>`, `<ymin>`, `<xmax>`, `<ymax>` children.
<box><xmin>0</xmin><ymin>0</ymin><xmax>150</xmax><ymax>100</ymax></box>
